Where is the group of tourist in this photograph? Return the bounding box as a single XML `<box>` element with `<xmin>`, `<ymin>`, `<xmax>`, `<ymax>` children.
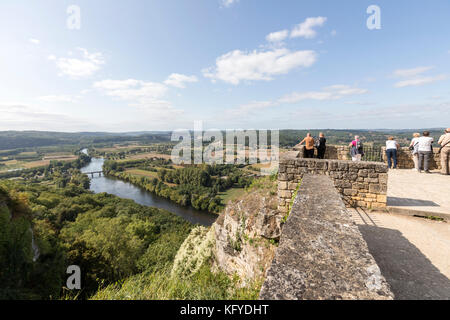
<box><xmin>296</xmin><ymin>129</ymin><xmax>450</xmax><ymax>175</ymax></box>
<box><xmin>385</xmin><ymin>129</ymin><xmax>450</xmax><ymax>175</ymax></box>
<box><xmin>298</xmin><ymin>132</ymin><xmax>327</xmax><ymax>159</ymax></box>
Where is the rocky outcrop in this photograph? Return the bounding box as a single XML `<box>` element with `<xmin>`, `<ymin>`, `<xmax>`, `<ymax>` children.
<box><xmin>260</xmin><ymin>175</ymin><xmax>394</xmax><ymax>300</ymax></box>
<box><xmin>212</xmin><ymin>184</ymin><xmax>280</xmax><ymax>285</ymax></box>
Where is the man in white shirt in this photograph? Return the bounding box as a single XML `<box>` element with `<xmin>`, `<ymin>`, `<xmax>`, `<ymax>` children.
<box><xmin>385</xmin><ymin>137</ymin><xmax>400</xmax><ymax>169</ymax></box>
<box><xmin>417</xmin><ymin>131</ymin><xmax>434</xmax><ymax>173</ymax></box>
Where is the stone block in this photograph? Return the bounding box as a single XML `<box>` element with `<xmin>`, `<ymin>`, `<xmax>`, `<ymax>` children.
<box><xmin>358</xmin><ymin>169</ymin><xmax>368</xmax><ymax>177</ymax></box>
<box><xmin>369</xmin><ymin>184</ymin><xmax>381</xmax><ymax>193</ymax></box>
<box><xmin>343</xmin><ymin>189</ymin><xmax>357</xmax><ymax>196</ymax></box>
<box><xmin>279</xmin><ymin>181</ymin><xmax>288</xmax><ymax>189</ymax></box>
<box><xmin>288</xmin><ymin>182</ymin><xmax>298</xmax><ymax>190</ymax></box>
<box><xmin>378</xmin><ymin>173</ymin><xmax>388</xmax><ymax>184</ymax></box>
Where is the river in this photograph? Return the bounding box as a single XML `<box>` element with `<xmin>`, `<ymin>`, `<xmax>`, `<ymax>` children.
<box><xmin>80</xmin><ymin>153</ymin><xmax>216</xmax><ymax>226</ymax></box>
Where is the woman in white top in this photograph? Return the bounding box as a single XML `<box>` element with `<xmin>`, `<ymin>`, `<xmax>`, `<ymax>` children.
<box><xmin>385</xmin><ymin>137</ymin><xmax>400</xmax><ymax>169</ymax></box>
<box><xmin>409</xmin><ymin>133</ymin><xmax>421</xmax><ymax>171</ymax></box>
<box><xmin>417</xmin><ymin>131</ymin><xmax>434</xmax><ymax>173</ymax></box>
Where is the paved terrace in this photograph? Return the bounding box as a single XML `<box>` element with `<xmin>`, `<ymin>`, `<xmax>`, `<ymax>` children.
<box><xmin>387</xmin><ymin>169</ymin><xmax>450</xmax><ymax>219</ymax></box>
<box><xmin>349</xmin><ymin>208</ymin><xmax>450</xmax><ymax>299</ymax></box>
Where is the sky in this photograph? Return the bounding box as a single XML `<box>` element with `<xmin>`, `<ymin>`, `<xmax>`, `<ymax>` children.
<box><xmin>0</xmin><ymin>0</ymin><xmax>449</xmax><ymax>132</ymax></box>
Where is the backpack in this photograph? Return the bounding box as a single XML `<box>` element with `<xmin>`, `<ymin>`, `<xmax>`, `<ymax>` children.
<box><xmin>356</xmin><ymin>140</ymin><xmax>364</xmax><ymax>155</ymax></box>
<box><xmin>314</xmin><ymin>137</ymin><xmax>320</xmax><ymax>148</ymax></box>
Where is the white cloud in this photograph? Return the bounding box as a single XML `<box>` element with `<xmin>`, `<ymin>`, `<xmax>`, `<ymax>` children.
<box><xmin>93</xmin><ymin>78</ymin><xmax>183</xmax><ymax>119</ymax></box>
<box><xmin>394</xmin><ymin>75</ymin><xmax>447</xmax><ymax>88</ymax></box>
<box><xmin>278</xmin><ymin>85</ymin><xmax>368</xmax><ymax>104</ymax></box>
<box><xmin>37</xmin><ymin>95</ymin><xmax>79</xmax><ymax>103</ymax></box>
<box><xmin>164</xmin><ymin>73</ymin><xmax>198</xmax><ymax>88</ymax></box>
<box><xmin>291</xmin><ymin>17</ymin><xmax>327</xmax><ymax>39</ymax></box>
<box><xmin>203</xmin><ymin>48</ymin><xmax>317</xmax><ymax>84</ymax></box>
<box><xmin>94</xmin><ymin>79</ymin><xmax>168</xmax><ymax>102</ymax></box>
<box><xmin>221</xmin><ymin>0</ymin><xmax>239</xmax><ymax>8</ymax></box>
<box><xmin>226</xmin><ymin>84</ymin><xmax>367</xmax><ymax>117</ymax></box>
<box><xmin>266</xmin><ymin>30</ymin><xmax>289</xmax><ymax>43</ymax></box>
<box><xmin>0</xmin><ymin>104</ymin><xmax>93</xmax><ymax>131</ymax></box>
<box><xmin>29</xmin><ymin>38</ymin><xmax>40</xmax><ymax>45</ymax></box>
<box><xmin>331</xmin><ymin>30</ymin><xmax>337</xmax><ymax>36</ymax></box>
<box><xmin>392</xmin><ymin>66</ymin><xmax>433</xmax><ymax>78</ymax></box>
<box><xmin>52</xmin><ymin>48</ymin><xmax>105</xmax><ymax>78</ymax></box>
<box><xmin>392</xmin><ymin>66</ymin><xmax>447</xmax><ymax>88</ymax></box>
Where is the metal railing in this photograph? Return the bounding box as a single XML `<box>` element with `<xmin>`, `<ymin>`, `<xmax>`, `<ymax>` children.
<box><xmin>359</xmin><ymin>146</ymin><xmax>384</xmax><ymax>162</ymax></box>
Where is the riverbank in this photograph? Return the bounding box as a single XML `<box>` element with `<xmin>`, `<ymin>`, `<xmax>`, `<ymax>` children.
<box><xmin>81</xmin><ymin>157</ymin><xmax>217</xmax><ymax>226</ymax></box>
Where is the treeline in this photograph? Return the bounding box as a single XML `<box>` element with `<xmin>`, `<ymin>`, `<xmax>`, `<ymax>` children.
<box><xmin>103</xmin><ymin>161</ymin><xmax>254</xmax><ymax>213</ymax></box>
<box><xmin>0</xmin><ymin>180</ymin><xmax>192</xmax><ymax>300</ymax></box>
<box><xmin>0</xmin><ymin>131</ymin><xmax>171</xmax><ymax>150</ymax></box>
<box><xmin>0</xmin><ymin>154</ymin><xmax>91</xmax><ymax>181</ymax></box>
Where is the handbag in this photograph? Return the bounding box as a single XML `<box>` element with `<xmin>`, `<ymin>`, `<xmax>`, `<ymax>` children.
<box><xmin>409</xmin><ymin>142</ymin><xmax>419</xmax><ymax>153</ymax></box>
<box><xmin>438</xmin><ymin>140</ymin><xmax>450</xmax><ymax>153</ymax></box>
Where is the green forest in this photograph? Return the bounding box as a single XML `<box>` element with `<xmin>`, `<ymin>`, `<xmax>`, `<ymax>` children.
<box><xmin>0</xmin><ymin>152</ymin><xmax>260</xmax><ymax>300</ymax></box>
<box><xmin>103</xmin><ymin>159</ymin><xmax>254</xmax><ymax>213</ymax></box>
<box><xmin>0</xmin><ymin>178</ymin><xmax>194</xmax><ymax>299</ymax></box>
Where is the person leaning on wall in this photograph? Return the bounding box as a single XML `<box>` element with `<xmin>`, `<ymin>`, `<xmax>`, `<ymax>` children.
<box><xmin>409</xmin><ymin>132</ymin><xmax>421</xmax><ymax>172</ymax></box>
<box><xmin>316</xmin><ymin>132</ymin><xmax>327</xmax><ymax>159</ymax></box>
<box><xmin>349</xmin><ymin>135</ymin><xmax>364</xmax><ymax>161</ymax></box>
<box><xmin>385</xmin><ymin>136</ymin><xmax>400</xmax><ymax>169</ymax></box>
<box><xmin>298</xmin><ymin>133</ymin><xmax>315</xmax><ymax>158</ymax></box>
<box><xmin>438</xmin><ymin>128</ymin><xmax>450</xmax><ymax>175</ymax></box>
<box><xmin>417</xmin><ymin>131</ymin><xmax>434</xmax><ymax>173</ymax></box>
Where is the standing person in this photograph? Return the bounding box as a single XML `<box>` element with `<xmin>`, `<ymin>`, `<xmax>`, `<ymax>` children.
<box><xmin>438</xmin><ymin>128</ymin><xmax>450</xmax><ymax>175</ymax></box>
<box><xmin>349</xmin><ymin>135</ymin><xmax>364</xmax><ymax>161</ymax></box>
<box><xmin>409</xmin><ymin>133</ymin><xmax>421</xmax><ymax>171</ymax></box>
<box><xmin>385</xmin><ymin>137</ymin><xmax>400</xmax><ymax>169</ymax></box>
<box><xmin>299</xmin><ymin>133</ymin><xmax>315</xmax><ymax>158</ymax></box>
<box><xmin>316</xmin><ymin>132</ymin><xmax>327</xmax><ymax>159</ymax></box>
<box><xmin>417</xmin><ymin>131</ymin><xmax>434</xmax><ymax>173</ymax></box>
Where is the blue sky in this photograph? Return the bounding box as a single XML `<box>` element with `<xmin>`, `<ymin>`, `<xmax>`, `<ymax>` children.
<box><xmin>1</xmin><ymin>0</ymin><xmax>449</xmax><ymax>132</ymax></box>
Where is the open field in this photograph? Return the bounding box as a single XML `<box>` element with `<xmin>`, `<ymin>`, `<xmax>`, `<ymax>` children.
<box><xmin>219</xmin><ymin>187</ymin><xmax>244</xmax><ymax>204</ymax></box>
<box><xmin>118</xmin><ymin>152</ymin><xmax>172</xmax><ymax>161</ymax></box>
<box><xmin>125</xmin><ymin>168</ymin><xmax>158</xmax><ymax>178</ymax></box>
<box><xmin>0</xmin><ymin>153</ymin><xmax>77</xmax><ymax>172</ymax></box>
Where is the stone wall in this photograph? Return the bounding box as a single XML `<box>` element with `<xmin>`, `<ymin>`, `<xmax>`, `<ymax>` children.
<box><xmin>260</xmin><ymin>175</ymin><xmax>393</xmax><ymax>300</ymax></box>
<box><xmin>278</xmin><ymin>152</ymin><xmax>388</xmax><ymax>212</ymax></box>
<box><xmin>381</xmin><ymin>147</ymin><xmax>441</xmax><ymax>170</ymax></box>
<box><xmin>294</xmin><ymin>144</ymin><xmax>442</xmax><ymax>170</ymax></box>
<box><xmin>294</xmin><ymin>145</ymin><xmax>350</xmax><ymax>160</ymax></box>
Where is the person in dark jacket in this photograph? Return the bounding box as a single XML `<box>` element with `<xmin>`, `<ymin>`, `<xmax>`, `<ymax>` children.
<box><xmin>316</xmin><ymin>132</ymin><xmax>327</xmax><ymax>159</ymax></box>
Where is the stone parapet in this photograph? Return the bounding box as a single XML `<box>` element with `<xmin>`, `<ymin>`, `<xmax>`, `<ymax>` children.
<box><xmin>278</xmin><ymin>154</ymin><xmax>388</xmax><ymax>212</ymax></box>
<box><xmin>260</xmin><ymin>175</ymin><xmax>393</xmax><ymax>300</ymax></box>
<box><xmin>381</xmin><ymin>146</ymin><xmax>441</xmax><ymax>170</ymax></box>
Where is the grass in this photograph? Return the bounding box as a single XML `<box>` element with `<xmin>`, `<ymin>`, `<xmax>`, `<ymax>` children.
<box><xmin>91</xmin><ymin>264</ymin><xmax>262</xmax><ymax>300</ymax></box>
<box><xmin>125</xmin><ymin>168</ymin><xmax>158</xmax><ymax>178</ymax></box>
<box><xmin>117</xmin><ymin>152</ymin><xmax>171</xmax><ymax>161</ymax></box>
<box><xmin>414</xmin><ymin>215</ymin><xmax>446</xmax><ymax>222</ymax></box>
<box><xmin>0</xmin><ymin>153</ymin><xmax>76</xmax><ymax>172</ymax></box>
<box><xmin>218</xmin><ymin>187</ymin><xmax>243</xmax><ymax>204</ymax></box>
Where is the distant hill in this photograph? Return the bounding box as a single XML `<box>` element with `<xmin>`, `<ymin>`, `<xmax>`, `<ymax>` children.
<box><xmin>0</xmin><ymin>131</ymin><xmax>172</xmax><ymax>150</ymax></box>
<box><xmin>0</xmin><ymin>128</ymin><xmax>445</xmax><ymax>151</ymax></box>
